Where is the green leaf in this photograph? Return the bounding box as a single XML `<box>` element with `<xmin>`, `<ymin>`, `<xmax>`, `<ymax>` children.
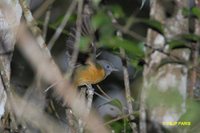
<box><xmin>99</xmin><ymin>23</ymin><xmax>115</xmax><ymax>40</ymax></box>
<box><xmin>168</xmin><ymin>39</ymin><xmax>190</xmax><ymax>50</ymax></box>
<box><xmin>130</xmin><ymin>59</ymin><xmax>144</xmax><ymax>70</ymax></box>
<box><xmin>97</xmin><ymin>98</ymin><xmax>123</xmax><ymax>111</ymax></box>
<box><xmin>51</xmin><ymin>16</ymin><xmax>65</xmax><ymax>27</ymax></box>
<box><xmin>192</xmin><ymin>7</ymin><xmax>200</xmax><ymax>19</ymax></box>
<box><xmin>79</xmin><ymin>36</ymin><xmax>91</xmax><ymax>52</ymax></box>
<box><xmin>37</xmin><ymin>20</ymin><xmax>69</xmax><ymax>35</ymax></box>
<box><xmin>157</xmin><ymin>58</ymin><xmax>188</xmax><ymax>70</ymax></box>
<box><xmin>101</xmin><ymin>37</ymin><xmax>144</xmax><ymax>58</ymax></box>
<box><xmin>182</xmin><ymin>7</ymin><xmax>200</xmax><ymax>20</ymax></box>
<box><xmin>180</xmin><ymin>33</ymin><xmax>200</xmax><ymax>42</ymax></box>
<box><xmin>168</xmin><ymin>34</ymin><xmax>200</xmax><ymax>50</ymax></box>
<box><xmin>135</xmin><ymin>18</ymin><xmax>164</xmax><ymax>34</ymax></box>
<box><xmin>109</xmin><ymin>5</ymin><xmax>125</xmax><ymax>19</ymax></box>
<box><xmin>51</xmin><ymin>14</ymin><xmax>76</xmax><ymax>27</ymax></box>
<box><xmin>104</xmin><ymin>115</ymin><xmax>131</xmax><ymax>133</ymax></box>
<box><xmin>92</xmin><ymin>11</ymin><xmax>111</xmax><ymax>30</ymax></box>
<box><xmin>109</xmin><ymin>99</ymin><xmax>123</xmax><ymax>110</ymax></box>
<box><xmin>182</xmin><ymin>7</ymin><xmax>190</xmax><ymax>17</ymax></box>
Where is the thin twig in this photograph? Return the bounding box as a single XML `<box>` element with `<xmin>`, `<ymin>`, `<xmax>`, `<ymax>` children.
<box><xmin>79</xmin><ymin>86</ymin><xmax>95</xmax><ymax>133</ymax></box>
<box><xmin>86</xmin><ymin>85</ymin><xmax>94</xmax><ymax>115</ymax></box>
<box><xmin>9</xmin><ymin>93</ymin><xmax>66</xmax><ymax>133</ymax></box>
<box><xmin>120</xmin><ymin>47</ymin><xmax>137</xmax><ymax>133</ymax></box>
<box><xmin>96</xmin><ymin>85</ymin><xmax>112</xmax><ymax>100</ymax></box>
<box><xmin>0</xmin><ymin>1</ymin><xmax>22</xmax><ymax>129</ymax></box>
<box><xmin>188</xmin><ymin>44</ymin><xmax>199</xmax><ymax>98</ymax></box>
<box><xmin>65</xmin><ymin>0</ymin><xmax>84</xmax><ymax>132</ymax></box>
<box><xmin>43</xmin><ymin>5</ymin><xmax>52</xmax><ymax>40</ymax></box>
<box><xmin>108</xmin><ymin>11</ymin><xmax>137</xmax><ymax>132</ymax></box>
<box><xmin>107</xmin><ymin>11</ymin><xmax>146</xmax><ymax>43</ymax></box>
<box><xmin>104</xmin><ymin>114</ymin><xmax>132</xmax><ymax>126</ymax></box>
<box><xmin>67</xmin><ymin>0</ymin><xmax>83</xmax><ymax>76</ymax></box>
<box><xmin>94</xmin><ymin>91</ymin><xmax>110</xmax><ymax>102</ymax></box>
<box><xmin>114</xmin><ymin>22</ymin><xmax>147</xmax><ymax>42</ymax></box>
<box><xmin>47</xmin><ymin>0</ymin><xmax>77</xmax><ymax>50</ymax></box>
<box><xmin>33</xmin><ymin>0</ymin><xmax>55</xmax><ymax>19</ymax></box>
<box><xmin>76</xmin><ymin>3</ymin><xmax>96</xmax><ymax>131</ymax></box>
<box><xmin>19</xmin><ymin>0</ymin><xmax>51</xmax><ymax>57</ymax></box>
<box><xmin>188</xmin><ymin>1</ymin><xmax>199</xmax><ymax>98</ymax></box>
<box><xmin>139</xmin><ymin>86</ymin><xmax>146</xmax><ymax>133</ymax></box>
<box><xmin>108</xmin><ymin>11</ymin><xmax>181</xmax><ymax>61</ymax></box>
<box><xmin>0</xmin><ymin>60</ymin><xmax>18</xmax><ymax>130</ymax></box>
<box><xmin>0</xmin><ymin>51</ymin><xmax>13</xmax><ymax>56</ymax></box>
<box><xmin>78</xmin><ymin>87</ymin><xmax>87</xmax><ymax>133</ymax></box>
<box><xmin>66</xmin><ymin>108</ymin><xmax>76</xmax><ymax>133</ymax></box>
<box><xmin>72</xmin><ymin>1</ymin><xmax>84</xmax><ymax>133</ymax></box>
<box><xmin>114</xmin><ymin>21</ymin><xmax>181</xmax><ymax>61</ymax></box>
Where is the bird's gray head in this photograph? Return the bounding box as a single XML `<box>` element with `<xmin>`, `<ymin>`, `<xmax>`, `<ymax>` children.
<box><xmin>97</xmin><ymin>60</ymin><xmax>118</xmax><ymax>78</ymax></box>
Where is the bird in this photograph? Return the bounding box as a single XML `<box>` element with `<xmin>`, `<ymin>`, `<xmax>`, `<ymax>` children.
<box><xmin>66</xmin><ymin>4</ymin><xmax>118</xmax><ymax>88</ymax></box>
<box><xmin>72</xmin><ymin>59</ymin><xmax>118</xmax><ymax>87</ymax></box>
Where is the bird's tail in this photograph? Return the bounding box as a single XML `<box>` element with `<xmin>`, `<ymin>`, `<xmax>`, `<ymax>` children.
<box><xmin>66</xmin><ymin>0</ymin><xmax>98</xmax><ymax>65</ymax></box>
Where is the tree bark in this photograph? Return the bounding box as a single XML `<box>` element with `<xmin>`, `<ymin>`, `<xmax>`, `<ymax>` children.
<box><xmin>142</xmin><ymin>0</ymin><xmax>189</xmax><ymax>125</ymax></box>
<box><xmin>0</xmin><ymin>0</ymin><xmax>22</xmax><ymax>118</ymax></box>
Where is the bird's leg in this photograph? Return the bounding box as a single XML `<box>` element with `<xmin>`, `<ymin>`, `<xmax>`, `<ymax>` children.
<box><xmin>79</xmin><ymin>86</ymin><xmax>87</xmax><ymax>98</ymax></box>
<box><xmin>86</xmin><ymin>84</ymin><xmax>94</xmax><ymax>91</ymax></box>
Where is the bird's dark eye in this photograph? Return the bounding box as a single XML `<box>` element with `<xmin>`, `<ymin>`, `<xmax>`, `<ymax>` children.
<box><xmin>106</xmin><ymin>65</ymin><xmax>110</xmax><ymax>69</ymax></box>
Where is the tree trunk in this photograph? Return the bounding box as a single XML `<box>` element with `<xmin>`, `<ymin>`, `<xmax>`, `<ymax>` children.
<box><xmin>142</xmin><ymin>0</ymin><xmax>189</xmax><ymax>125</ymax></box>
<box><xmin>0</xmin><ymin>0</ymin><xmax>22</xmax><ymax>118</ymax></box>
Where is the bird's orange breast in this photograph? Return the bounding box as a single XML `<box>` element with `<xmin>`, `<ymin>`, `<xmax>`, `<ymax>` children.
<box><xmin>73</xmin><ymin>63</ymin><xmax>106</xmax><ymax>86</ymax></box>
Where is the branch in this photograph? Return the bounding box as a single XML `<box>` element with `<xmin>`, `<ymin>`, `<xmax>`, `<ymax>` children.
<box><xmin>188</xmin><ymin>0</ymin><xmax>199</xmax><ymax>98</ymax></box>
<box><xmin>139</xmin><ymin>86</ymin><xmax>146</xmax><ymax>133</ymax></box>
<box><xmin>104</xmin><ymin>114</ymin><xmax>132</xmax><ymax>126</ymax></box>
<box><xmin>9</xmin><ymin>93</ymin><xmax>67</xmax><ymax>133</ymax></box>
<box><xmin>19</xmin><ymin>0</ymin><xmax>51</xmax><ymax>57</ymax></box>
<box><xmin>0</xmin><ymin>0</ymin><xmax>22</xmax><ymax>129</ymax></box>
<box><xmin>120</xmin><ymin>47</ymin><xmax>137</xmax><ymax>133</ymax></box>
<box><xmin>43</xmin><ymin>5</ymin><xmax>52</xmax><ymax>40</ymax></box>
<box><xmin>47</xmin><ymin>0</ymin><xmax>77</xmax><ymax>50</ymax></box>
<box><xmin>108</xmin><ymin>10</ymin><xmax>137</xmax><ymax>133</ymax></box>
<box><xmin>108</xmin><ymin>11</ymin><xmax>181</xmax><ymax>62</ymax></box>
<box><xmin>67</xmin><ymin>0</ymin><xmax>83</xmax><ymax>76</ymax></box>
<box><xmin>33</xmin><ymin>0</ymin><xmax>55</xmax><ymax>19</ymax></box>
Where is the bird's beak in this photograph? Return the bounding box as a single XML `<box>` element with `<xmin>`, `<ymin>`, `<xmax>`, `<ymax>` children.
<box><xmin>112</xmin><ymin>68</ymin><xmax>119</xmax><ymax>72</ymax></box>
